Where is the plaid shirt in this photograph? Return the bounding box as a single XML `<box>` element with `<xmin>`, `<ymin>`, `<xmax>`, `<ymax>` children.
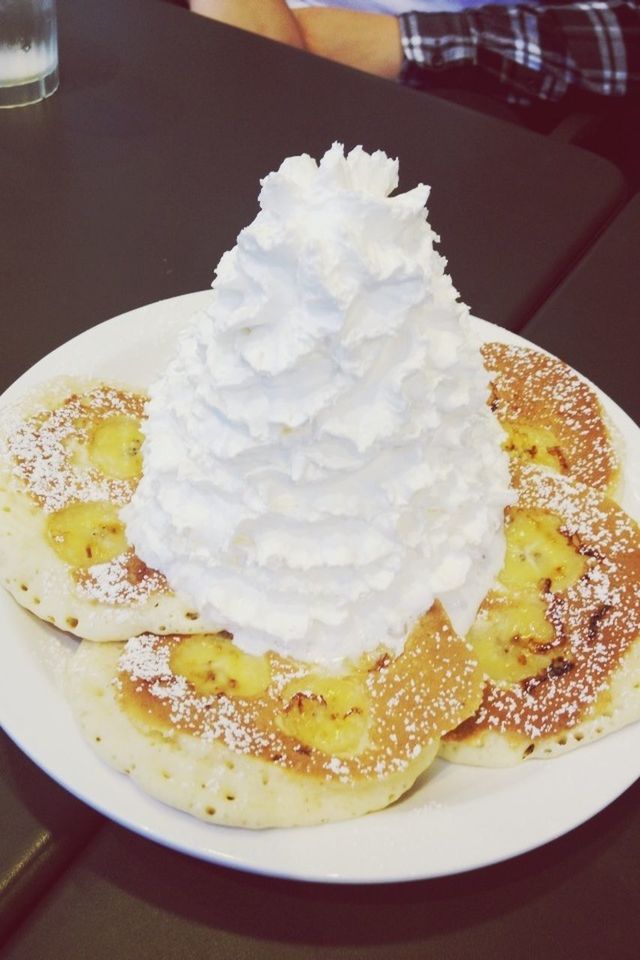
<box><xmin>399</xmin><ymin>1</ymin><xmax>640</xmax><ymax>104</ymax></box>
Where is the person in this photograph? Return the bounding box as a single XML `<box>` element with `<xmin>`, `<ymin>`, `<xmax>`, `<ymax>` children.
<box><xmin>188</xmin><ymin>0</ymin><xmax>640</xmax><ymax>108</ymax></box>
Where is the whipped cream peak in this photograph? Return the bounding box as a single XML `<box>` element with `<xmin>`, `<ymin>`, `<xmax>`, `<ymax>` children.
<box><xmin>124</xmin><ymin>144</ymin><xmax>514</xmax><ymax>664</ymax></box>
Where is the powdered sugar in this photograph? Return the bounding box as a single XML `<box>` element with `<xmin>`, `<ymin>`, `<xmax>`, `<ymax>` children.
<box><xmin>75</xmin><ymin>551</ymin><xmax>169</xmax><ymax>606</ymax></box>
<box><xmin>114</xmin><ymin>606</ymin><xmax>479</xmax><ymax>783</ymax></box>
<box><xmin>2</xmin><ymin>385</ymin><xmax>146</xmax><ymax>513</ymax></box>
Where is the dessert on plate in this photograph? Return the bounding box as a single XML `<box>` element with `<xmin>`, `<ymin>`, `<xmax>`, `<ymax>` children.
<box><xmin>64</xmin><ymin>142</ymin><xmax>513</xmax><ymax>826</ymax></box>
<box><xmin>1</xmin><ymin>143</ymin><xmax>638</xmax><ymax>829</ymax></box>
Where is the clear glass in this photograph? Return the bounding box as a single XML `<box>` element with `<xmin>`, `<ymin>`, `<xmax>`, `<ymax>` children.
<box><xmin>0</xmin><ymin>0</ymin><xmax>58</xmax><ymax>108</ymax></box>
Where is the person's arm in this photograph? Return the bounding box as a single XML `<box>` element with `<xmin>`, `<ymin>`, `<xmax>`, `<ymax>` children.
<box><xmin>189</xmin><ymin>0</ymin><xmax>305</xmax><ymax>47</ymax></box>
<box><xmin>188</xmin><ymin>2</ymin><xmax>402</xmax><ymax>76</ymax></box>
<box><xmin>188</xmin><ymin>1</ymin><xmax>640</xmax><ymax>103</ymax></box>
<box><xmin>293</xmin><ymin>8</ymin><xmax>403</xmax><ymax>79</ymax></box>
<box><xmin>398</xmin><ymin>0</ymin><xmax>640</xmax><ymax>103</ymax></box>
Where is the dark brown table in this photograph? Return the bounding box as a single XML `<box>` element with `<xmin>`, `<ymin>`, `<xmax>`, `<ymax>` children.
<box><xmin>1</xmin><ymin>0</ymin><xmax>638</xmax><ymax>956</ymax></box>
<box><xmin>525</xmin><ymin>193</ymin><xmax>640</xmax><ymax>426</ymax></box>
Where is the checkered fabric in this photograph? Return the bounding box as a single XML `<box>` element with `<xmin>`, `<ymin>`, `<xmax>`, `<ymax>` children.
<box><xmin>399</xmin><ymin>1</ymin><xmax>640</xmax><ymax>104</ymax></box>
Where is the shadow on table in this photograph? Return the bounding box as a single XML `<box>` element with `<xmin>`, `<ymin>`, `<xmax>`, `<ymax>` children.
<box><xmin>0</xmin><ymin>735</ymin><xmax>101</xmax><ymax>946</ymax></box>
<box><xmin>1</xmin><ymin>734</ymin><xmax>99</xmax><ymax>844</ymax></box>
<box><xmin>85</xmin><ymin>777</ymin><xmax>639</xmax><ymax>950</ymax></box>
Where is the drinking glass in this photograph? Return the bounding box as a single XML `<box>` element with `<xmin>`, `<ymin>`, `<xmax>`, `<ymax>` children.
<box><xmin>0</xmin><ymin>0</ymin><xmax>58</xmax><ymax>108</ymax></box>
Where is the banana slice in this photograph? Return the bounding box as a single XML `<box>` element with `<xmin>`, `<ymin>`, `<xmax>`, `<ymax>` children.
<box><xmin>46</xmin><ymin>501</ymin><xmax>128</xmax><ymax>568</ymax></box>
<box><xmin>497</xmin><ymin>508</ymin><xmax>587</xmax><ymax>594</ymax></box>
<box><xmin>87</xmin><ymin>415</ymin><xmax>144</xmax><ymax>480</ymax></box>
<box><xmin>440</xmin><ymin>465</ymin><xmax>640</xmax><ymax>765</ymax></box>
<box><xmin>482</xmin><ymin>342</ymin><xmax>620</xmax><ymax>494</ymax></box>
<box><xmin>0</xmin><ymin>378</ymin><xmax>218</xmax><ymax>641</ymax></box>
<box><xmin>66</xmin><ymin>603</ymin><xmax>484</xmax><ymax>828</ymax></box>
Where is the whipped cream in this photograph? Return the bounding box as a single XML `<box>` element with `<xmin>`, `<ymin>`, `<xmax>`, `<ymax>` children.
<box><xmin>124</xmin><ymin>144</ymin><xmax>513</xmax><ymax>665</ymax></box>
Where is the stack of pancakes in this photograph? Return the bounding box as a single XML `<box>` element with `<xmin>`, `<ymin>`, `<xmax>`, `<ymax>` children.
<box><xmin>0</xmin><ymin>342</ymin><xmax>638</xmax><ymax>827</ymax></box>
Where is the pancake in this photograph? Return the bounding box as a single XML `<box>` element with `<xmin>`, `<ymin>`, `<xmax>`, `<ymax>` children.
<box><xmin>482</xmin><ymin>342</ymin><xmax>620</xmax><ymax>494</ymax></box>
<box><xmin>0</xmin><ymin>378</ymin><xmax>216</xmax><ymax>641</ymax></box>
<box><xmin>66</xmin><ymin>602</ymin><xmax>483</xmax><ymax>827</ymax></box>
<box><xmin>440</xmin><ymin>464</ymin><xmax>640</xmax><ymax>766</ymax></box>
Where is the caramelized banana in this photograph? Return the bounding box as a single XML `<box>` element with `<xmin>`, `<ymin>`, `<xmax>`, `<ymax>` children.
<box><xmin>88</xmin><ymin>415</ymin><xmax>143</xmax><ymax>480</ymax></box>
<box><xmin>498</xmin><ymin>508</ymin><xmax>586</xmax><ymax>594</ymax></box>
<box><xmin>502</xmin><ymin>423</ymin><xmax>569</xmax><ymax>474</ymax></box>
<box><xmin>171</xmin><ymin>633</ymin><xmax>271</xmax><ymax>699</ymax></box>
<box><xmin>277</xmin><ymin>674</ymin><xmax>370</xmax><ymax>757</ymax></box>
<box><xmin>46</xmin><ymin>501</ymin><xmax>127</xmax><ymax>567</ymax></box>
<box><xmin>469</xmin><ymin>591</ymin><xmax>557</xmax><ymax>684</ymax></box>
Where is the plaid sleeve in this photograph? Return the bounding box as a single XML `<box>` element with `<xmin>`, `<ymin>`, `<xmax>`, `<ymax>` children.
<box><xmin>398</xmin><ymin>1</ymin><xmax>640</xmax><ymax>103</ymax></box>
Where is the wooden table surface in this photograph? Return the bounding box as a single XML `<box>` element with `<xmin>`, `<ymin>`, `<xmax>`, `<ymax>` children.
<box><xmin>0</xmin><ymin>0</ymin><xmax>637</xmax><ymax>956</ymax></box>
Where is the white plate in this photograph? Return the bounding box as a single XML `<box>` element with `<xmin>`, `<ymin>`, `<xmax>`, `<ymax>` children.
<box><xmin>1</xmin><ymin>291</ymin><xmax>639</xmax><ymax>885</ymax></box>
